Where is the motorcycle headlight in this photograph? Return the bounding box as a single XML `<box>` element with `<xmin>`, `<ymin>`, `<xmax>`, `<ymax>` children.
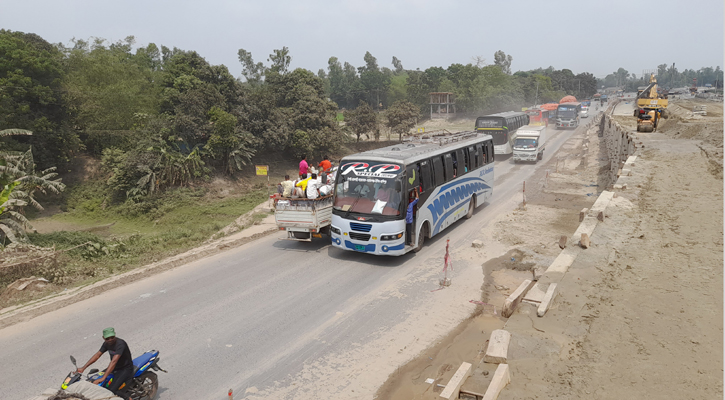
<box><xmin>380</xmin><ymin>232</ymin><xmax>404</xmax><ymax>241</ymax></box>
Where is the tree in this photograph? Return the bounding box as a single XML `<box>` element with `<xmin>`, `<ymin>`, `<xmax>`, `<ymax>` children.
<box><xmin>0</xmin><ymin>129</ymin><xmax>65</xmax><ymax>244</ymax></box>
<box><xmin>344</xmin><ymin>101</ymin><xmax>378</xmax><ymax>142</ymax></box>
<box><xmin>392</xmin><ymin>56</ymin><xmax>404</xmax><ymax>74</ymax></box>
<box><xmin>385</xmin><ymin>101</ymin><xmax>419</xmax><ymax>141</ymax></box>
<box><xmin>493</xmin><ymin>50</ymin><xmax>513</xmax><ymax>75</ymax></box>
<box><xmin>237</xmin><ymin>48</ymin><xmax>266</xmax><ymax>84</ymax></box>
<box><xmin>0</xmin><ymin>30</ymin><xmax>80</xmax><ymax>169</ymax></box>
<box><xmin>268</xmin><ymin>47</ymin><xmax>291</xmax><ymax>75</ymax></box>
<box><xmin>61</xmin><ymin>36</ymin><xmax>161</xmax><ymax>155</ymax></box>
<box><xmin>205</xmin><ymin>107</ymin><xmax>255</xmax><ymax>175</ymax></box>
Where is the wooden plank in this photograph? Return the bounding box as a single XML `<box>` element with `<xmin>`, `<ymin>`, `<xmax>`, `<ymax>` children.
<box><xmin>502</xmin><ymin>279</ymin><xmax>535</xmax><ymax>318</ymax></box>
<box><xmin>439</xmin><ymin>362</ymin><xmax>472</xmax><ymax>399</ymax></box>
<box><xmin>460</xmin><ymin>389</ymin><xmax>485</xmax><ymax>399</ymax></box>
<box><xmin>484</xmin><ymin>329</ymin><xmax>511</xmax><ymax>364</ymax></box>
<box><xmin>537</xmin><ymin>283</ymin><xmax>558</xmax><ymax>317</ymax></box>
<box><xmin>482</xmin><ymin>364</ymin><xmax>511</xmax><ymax>400</ymax></box>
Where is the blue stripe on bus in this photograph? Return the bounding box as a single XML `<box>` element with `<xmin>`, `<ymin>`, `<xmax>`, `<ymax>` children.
<box><xmin>426</xmin><ymin>178</ymin><xmax>491</xmax><ymax>235</ymax></box>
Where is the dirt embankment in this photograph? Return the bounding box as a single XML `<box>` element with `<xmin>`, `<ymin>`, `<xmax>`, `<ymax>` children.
<box><xmin>377</xmin><ymin>100</ymin><xmax>723</xmax><ymax>399</ymax></box>
<box><xmin>377</xmin><ymin>113</ymin><xmax>613</xmax><ymax>398</ymax></box>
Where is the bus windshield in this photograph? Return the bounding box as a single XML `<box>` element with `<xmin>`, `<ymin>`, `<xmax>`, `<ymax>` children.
<box><xmin>334</xmin><ymin>161</ymin><xmax>404</xmax><ymax>216</ymax></box>
<box><xmin>557</xmin><ymin>106</ymin><xmax>577</xmax><ymax>118</ymax></box>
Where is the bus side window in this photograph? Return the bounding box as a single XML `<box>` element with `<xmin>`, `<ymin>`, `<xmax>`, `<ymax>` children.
<box><xmin>466</xmin><ymin>147</ymin><xmax>473</xmax><ymax>171</ymax></box>
<box><xmin>444</xmin><ymin>154</ymin><xmax>454</xmax><ymax>181</ymax></box>
<box><xmin>432</xmin><ymin>157</ymin><xmax>444</xmax><ymax>186</ymax></box>
<box><xmin>457</xmin><ymin>149</ymin><xmax>467</xmax><ymax>174</ymax></box>
<box><xmin>487</xmin><ymin>141</ymin><xmax>494</xmax><ymax>163</ymax></box>
<box><xmin>420</xmin><ymin>160</ymin><xmax>433</xmax><ymax>193</ymax></box>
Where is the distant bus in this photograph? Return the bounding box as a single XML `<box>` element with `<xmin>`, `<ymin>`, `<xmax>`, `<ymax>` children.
<box><xmin>475</xmin><ymin>111</ymin><xmax>529</xmax><ymax>155</ymax></box>
<box><xmin>525</xmin><ymin>108</ymin><xmax>550</xmax><ymax>127</ymax></box>
<box><xmin>331</xmin><ymin>131</ymin><xmax>495</xmax><ymax>256</ymax></box>
<box><xmin>556</xmin><ymin>102</ymin><xmax>582</xmax><ymax>129</ymax></box>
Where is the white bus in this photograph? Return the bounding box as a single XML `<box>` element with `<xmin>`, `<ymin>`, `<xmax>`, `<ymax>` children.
<box><xmin>475</xmin><ymin>111</ymin><xmax>529</xmax><ymax>155</ymax></box>
<box><xmin>330</xmin><ymin>131</ymin><xmax>495</xmax><ymax>256</ymax></box>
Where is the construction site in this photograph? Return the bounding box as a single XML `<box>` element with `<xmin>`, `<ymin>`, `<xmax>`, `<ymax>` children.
<box><xmin>375</xmin><ymin>96</ymin><xmax>723</xmax><ymax>400</ymax></box>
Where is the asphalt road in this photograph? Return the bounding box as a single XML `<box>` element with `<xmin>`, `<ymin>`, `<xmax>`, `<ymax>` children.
<box><xmin>0</xmin><ymin>118</ymin><xmax>595</xmax><ymax>400</ymax></box>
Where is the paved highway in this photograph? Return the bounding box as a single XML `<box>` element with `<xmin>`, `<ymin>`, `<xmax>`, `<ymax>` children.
<box><xmin>1</xmin><ymin>117</ymin><xmax>596</xmax><ymax>400</ymax></box>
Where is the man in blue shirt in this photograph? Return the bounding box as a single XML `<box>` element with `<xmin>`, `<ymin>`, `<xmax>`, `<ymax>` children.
<box><xmin>406</xmin><ymin>189</ymin><xmax>419</xmax><ymax>245</ymax></box>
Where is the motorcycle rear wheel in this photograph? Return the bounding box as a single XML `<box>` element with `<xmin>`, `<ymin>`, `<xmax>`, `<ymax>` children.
<box><xmin>131</xmin><ymin>371</ymin><xmax>158</xmax><ymax>400</ymax></box>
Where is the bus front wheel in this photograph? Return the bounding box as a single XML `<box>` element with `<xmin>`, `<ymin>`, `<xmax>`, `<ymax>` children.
<box><xmin>413</xmin><ymin>225</ymin><xmax>427</xmax><ymax>253</ymax></box>
<box><xmin>465</xmin><ymin>197</ymin><xmax>475</xmax><ymax>219</ymax></box>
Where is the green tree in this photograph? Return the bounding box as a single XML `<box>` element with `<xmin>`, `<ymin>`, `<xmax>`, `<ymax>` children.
<box><xmin>205</xmin><ymin>107</ymin><xmax>255</xmax><ymax>174</ymax></box>
<box><xmin>344</xmin><ymin>101</ymin><xmax>378</xmax><ymax>142</ymax></box>
<box><xmin>0</xmin><ymin>129</ymin><xmax>65</xmax><ymax>243</ymax></box>
<box><xmin>238</xmin><ymin>48</ymin><xmax>266</xmax><ymax>84</ymax></box>
<box><xmin>493</xmin><ymin>50</ymin><xmax>513</xmax><ymax>75</ymax></box>
<box><xmin>0</xmin><ymin>30</ymin><xmax>81</xmax><ymax>169</ymax></box>
<box><xmin>385</xmin><ymin>101</ymin><xmax>419</xmax><ymax>141</ymax></box>
<box><xmin>61</xmin><ymin>36</ymin><xmax>161</xmax><ymax>155</ymax></box>
<box><xmin>268</xmin><ymin>47</ymin><xmax>292</xmax><ymax>75</ymax></box>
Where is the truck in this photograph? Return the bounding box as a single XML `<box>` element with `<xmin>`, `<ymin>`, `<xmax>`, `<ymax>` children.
<box><xmin>512</xmin><ymin>125</ymin><xmax>547</xmax><ymax>163</ymax></box>
<box><xmin>274</xmin><ymin>195</ymin><xmax>333</xmax><ymax>241</ymax></box>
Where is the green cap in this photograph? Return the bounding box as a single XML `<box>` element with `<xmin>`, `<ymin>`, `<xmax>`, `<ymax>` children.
<box><xmin>102</xmin><ymin>327</ymin><xmax>116</xmax><ymax>339</ymax></box>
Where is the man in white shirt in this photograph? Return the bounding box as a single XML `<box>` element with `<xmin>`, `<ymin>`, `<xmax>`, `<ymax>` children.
<box><xmin>306</xmin><ymin>173</ymin><xmax>321</xmax><ymax>199</ymax></box>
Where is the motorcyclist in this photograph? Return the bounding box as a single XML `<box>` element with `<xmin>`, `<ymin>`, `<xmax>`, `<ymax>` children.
<box><xmin>76</xmin><ymin>327</ymin><xmax>134</xmax><ymax>400</ymax></box>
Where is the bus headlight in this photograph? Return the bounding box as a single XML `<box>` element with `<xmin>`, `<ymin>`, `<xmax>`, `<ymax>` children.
<box><xmin>330</xmin><ymin>226</ymin><xmax>341</xmax><ymax>235</ymax></box>
<box><xmin>380</xmin><ymin>232</ymin><xmax>404</xmax><ymax>241</ymax></box>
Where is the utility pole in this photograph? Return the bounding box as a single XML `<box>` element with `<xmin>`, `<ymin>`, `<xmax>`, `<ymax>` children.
<box><xmin>535</xmin><ymin>80</ymin><xmax>539</xmax><ymax>106</ymax></box>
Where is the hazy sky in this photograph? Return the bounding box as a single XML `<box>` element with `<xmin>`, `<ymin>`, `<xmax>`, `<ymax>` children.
<box><xmin>2</xmin><ymin>0</ymin><xmax>723</xmax><ymax>79</ymax></box>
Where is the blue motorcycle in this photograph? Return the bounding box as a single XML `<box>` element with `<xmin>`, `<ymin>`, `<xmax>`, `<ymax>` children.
<box><xmin>63</xmin><ymin>350</ymin><xmax>166</xmax><ymax>400</ymax></box>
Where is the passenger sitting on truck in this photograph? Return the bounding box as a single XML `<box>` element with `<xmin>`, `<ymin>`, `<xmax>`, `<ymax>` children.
<box><xmin>306</xmin><ymin>173</ymin><xmax>321</xmax><ymax>199</ymax></box>
<box><xmin>296</xmin><ymin>176</ymin><xmax>312</xmax><ymax>198</ymax></box>
<box><xmin>280</xmin><ymin>175</ymin><xmax>294</xmax><ymax>198</ymax></box>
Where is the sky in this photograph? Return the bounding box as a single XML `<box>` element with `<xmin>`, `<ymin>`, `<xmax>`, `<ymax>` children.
<box><xmin>2</xmin><ymin>0</ymin><xmax>723</xmax><ymax>79</ymax></box>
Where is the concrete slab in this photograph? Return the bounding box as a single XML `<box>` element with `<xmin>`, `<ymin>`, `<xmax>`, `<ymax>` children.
<box><xmin>482</xmin><ymin>364</ymin><xmax>511</xmax><ymax>400</ymax></box>
<box><xmin>484</xmin><ymin>330</ymin><xmax>511</xmax><ymax>364</ymax></box>
<box><xmin>440</xmin><ymin>362</ymin><xmax>473</xmax><ymax>399</ymax></box>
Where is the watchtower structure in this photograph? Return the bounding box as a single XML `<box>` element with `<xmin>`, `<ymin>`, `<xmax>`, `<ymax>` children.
<box><xmin>429</xmin><ymin>92</ymin><xmax>456</xmax><ymax>119</ymax></box>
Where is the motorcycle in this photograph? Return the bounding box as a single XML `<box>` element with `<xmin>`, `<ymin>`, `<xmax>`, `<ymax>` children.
<box><xmin>62</xmin><ymin>350</ymin><xmax>167</xmax><ymax>400</ymax></box>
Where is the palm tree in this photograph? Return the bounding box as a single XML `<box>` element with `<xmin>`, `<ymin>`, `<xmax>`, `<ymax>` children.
<box><xmin>0</xmin><ymin>129</ymin><xmax>65</xmax><ymax>245</ymax></box>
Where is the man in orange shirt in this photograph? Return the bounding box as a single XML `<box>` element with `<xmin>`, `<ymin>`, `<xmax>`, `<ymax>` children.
<box><xmin>318</xmin><ymin>155</ymin><xmax>332</xmax><ymax>173</ymax></box>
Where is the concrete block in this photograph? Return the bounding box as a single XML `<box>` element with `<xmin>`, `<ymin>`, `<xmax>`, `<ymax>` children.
<box><xmin>579</xmin><ymin>233</ymin><xmax>590</xmax><ymax>249</ymax></box>
<box><xmin>482</xmin><ymin>364</ymin><xmax>511</xmax><ymax>400</ymax></box>
<box><xmin>537</xmin><ymin>283</ymin><xmax>558</xmax><ymax>317</ymax></box>
<box><xmin>558</xmin><ymin>235</ymin><xmax>567</xmax><ymax>249</ymax></box>
<box><xmin>484</xmin><ymin>329</ymin><xmax>511</xmax><ymax>364</ymax></box>
<box><xmin>440</xmin><ymin>362</ymin><xmax>473</xmax><ymax>399</ymax></box>
<box><xmin>622</xmin><ymin>168</ymin><xmax>632</xmax><ymax>176</ymax></box>
<box><xmin>579</xmin><ymin>208</ymin><xmax>588</xmax><ymax>222</ymax></box>
<box><xmin>472</xmin><ymin>240</ymin><xmax>484</xmax><ymax>249</ymax></box>
<box><xmin>502</xmin><ymin>279</ymin><xmax>535</xmax><ymax>317</ymax></box>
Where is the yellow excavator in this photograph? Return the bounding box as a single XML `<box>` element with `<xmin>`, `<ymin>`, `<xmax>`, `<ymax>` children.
<box><xmin>634</xmin><ymin>74</ymin><xmax>668</xmax><ymax>132</ymax></box>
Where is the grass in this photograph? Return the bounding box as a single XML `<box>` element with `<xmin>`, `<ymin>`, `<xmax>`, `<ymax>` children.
<box><xmin>6</xmin><ymin>183</ymin><xmax>268</xmax><ymax>291</ymax></box>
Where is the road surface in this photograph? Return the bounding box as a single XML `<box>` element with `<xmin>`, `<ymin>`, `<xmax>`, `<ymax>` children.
<box><xmin>0</xmin><ymin>117</ymin><xmax>597</xmax><ymax>400</ymax></box>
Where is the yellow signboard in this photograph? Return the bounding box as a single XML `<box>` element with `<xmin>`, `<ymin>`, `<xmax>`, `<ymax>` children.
<box><xmin>255</xmin><ymin>165</ymin><xmax>268</xmax><ymax>176</ymax></box>
<box><xmin>417</xmin><ymin>127</ymin><xmax>425</xmax><ymax>133</ymax></box>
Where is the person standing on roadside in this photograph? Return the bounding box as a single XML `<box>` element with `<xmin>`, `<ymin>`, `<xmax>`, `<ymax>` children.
<box><xmin>76</xmin><ymin>327</ymin><xmax>134</xmax><ymax>400</ymax></box>
<box><xmin>299</xmin><ymin>155</ymin><xmax>308</xmax><ymax>179</ymax></box>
